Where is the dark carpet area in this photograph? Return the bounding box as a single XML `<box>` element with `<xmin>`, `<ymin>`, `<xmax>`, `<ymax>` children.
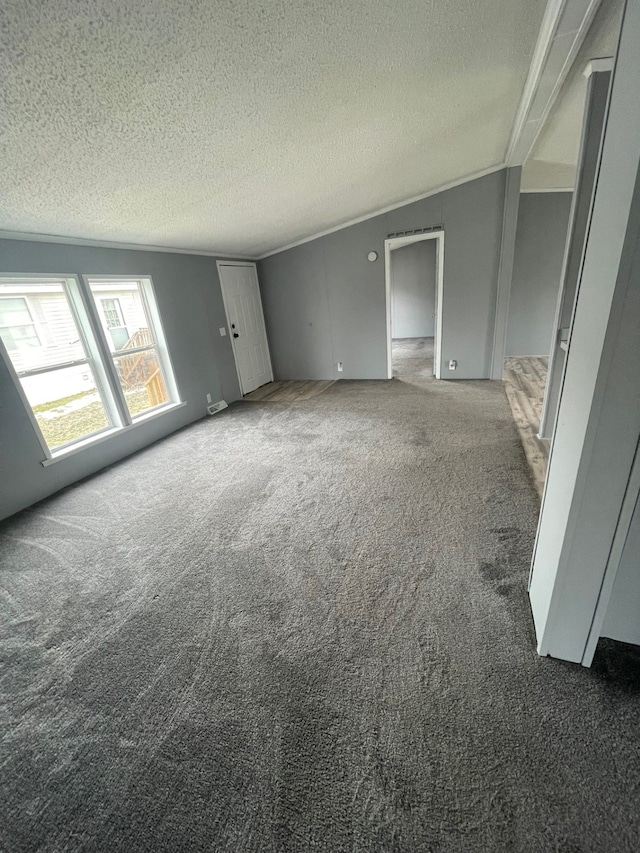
<box><xmin>2</xmin><ymin>343</ymin><xmax>640</xmax><ymax>852</ymax></box>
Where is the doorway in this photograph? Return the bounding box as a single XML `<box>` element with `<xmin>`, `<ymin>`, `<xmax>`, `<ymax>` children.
<box><xmin>384</xmin><ymin>231</ymin><xmax>444</xmax><ymax>381</ymax></box>
<box><xmin>217</xmin><ymin>261</ymin><xmax>273</xmax><ymax>396</ymax></box>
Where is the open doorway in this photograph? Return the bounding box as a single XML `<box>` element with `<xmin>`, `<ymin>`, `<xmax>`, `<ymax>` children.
<box><xmin>503</xmin><ymin>61</ymin><xmax>614</xmax><ymax>500</ymax></box>
<box><xmin>384</xmin><ymin>231</ymin><xmax>444</xmax><ymax>382</ymax></box>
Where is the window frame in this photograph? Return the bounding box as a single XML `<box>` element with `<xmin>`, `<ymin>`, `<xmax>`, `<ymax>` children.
<box><xmin>0</xmin><ymin>273</ymin><xmax>183</xmax><ymax>463</ymax></box>
<box><xmin>83</xmin><ymin>275</ymin><xmax>180</xmax><ymax>422</ymax></box>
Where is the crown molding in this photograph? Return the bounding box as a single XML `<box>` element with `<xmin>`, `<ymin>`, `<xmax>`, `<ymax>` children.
<box><xmin>256</xmin><ymin>164</ymin><xmax>506</xmax><ymax>260</ymax></box>
<box><xmin>0</xmin><ymin>229</ymin><xmax>256</xmax><ymax>261</ymax></box>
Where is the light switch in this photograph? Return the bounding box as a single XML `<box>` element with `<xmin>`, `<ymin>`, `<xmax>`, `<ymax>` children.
<box><xmin>219</xmin><ymin>327</ymin><xmax>227</xmax><ymax>336</ymax></box>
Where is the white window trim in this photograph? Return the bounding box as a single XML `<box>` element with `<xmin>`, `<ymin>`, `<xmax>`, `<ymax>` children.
<box><xmin>0</xmin><ymin>274</ymin><xmax>108</xmax><ymax>460</ymax></box>
<box><xmin>40</xmin><ymin>401</ymin><xmax>187</xmax><ymax>466</ymax></box>
<box><xmin>82</xmin><ymin>274</ymin><xmax>181</xmax><ymax>411</ymax></box>
<box><xmin>0</xmin><ymin>273</ymin><xmax>183</xmax><ymax>461</ymax></box>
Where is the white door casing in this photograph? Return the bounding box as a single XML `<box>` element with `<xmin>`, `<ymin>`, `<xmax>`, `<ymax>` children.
<box><xmin>384</xmin><ymin>230</ymin><xmax>445</xmax><ymax>379</ymax></box>
<box><xmin>527</xmin><ymin>0</ymin><xmax>640</xmax><ymax>664</ymax></box>
<box><xmin>217</xmin><ymin>262</ymin><xmax>273</xmax><ymax>396</ymax></box>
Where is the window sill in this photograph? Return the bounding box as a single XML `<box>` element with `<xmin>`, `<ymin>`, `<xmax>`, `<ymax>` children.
<box><xmin>41</xmin><ymin>401</ymin><xmax>187</xmax><ymax>467</ymax></box>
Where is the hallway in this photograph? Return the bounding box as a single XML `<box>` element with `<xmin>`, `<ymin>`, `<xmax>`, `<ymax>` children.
<box><xmin>392</xmin><ymin>337</ymin><xmax>434</xmax><ymax>385</ymax></box>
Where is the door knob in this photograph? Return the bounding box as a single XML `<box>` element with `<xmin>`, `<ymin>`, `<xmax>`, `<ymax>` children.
<box><xmin>233</xmin><ymin>332</ymin><xmax>239</xmax><ymax>338</ymax></box>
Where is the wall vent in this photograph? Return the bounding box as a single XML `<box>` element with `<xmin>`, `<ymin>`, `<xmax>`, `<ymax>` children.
<box><xmin>387</xmin><ymin>224</ymin><xmax>443</xmax><ymax>238</ymax></box>
<box><xmin>207</xmin><ymin>400</ymin><xmax>228</xmax><ymax>415</ymax></box>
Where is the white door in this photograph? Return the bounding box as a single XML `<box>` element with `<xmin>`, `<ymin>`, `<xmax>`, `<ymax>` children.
<box><xmin>217</xmin><ymin>262</ymin><xmax>273</xmax><ymax>395</ymax></box>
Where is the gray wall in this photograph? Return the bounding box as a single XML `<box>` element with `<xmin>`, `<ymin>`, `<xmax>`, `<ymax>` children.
<box><xmin>602</xmin><ymin>494</ymin><xmax>640</xmax><ymax>647</ymax></box>
<box><xmin>506</xmin><ymin>192</ymin><xmax>573</xmax><ymax>357</ymax></box>
<box><xmin>391</xmin><ymin>240</ymin><xmax>436</xmax><ymax>338</ymax></box>
<box><xmin>0</xmin><ymin>238</ymin><xmax>244</xmax><ymax>521</ymax></box>
<box><xmin>259</xmin><ymin>170</ymin><xmax>507</xmax><ymax>381</ymax></box>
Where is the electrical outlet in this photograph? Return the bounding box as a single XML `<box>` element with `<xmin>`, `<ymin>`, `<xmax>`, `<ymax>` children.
<box><xmin>206</xmin><ymin>393</ymin><xmax>212</xmax><ymax>404</ymax></box>
<box><xmin>449</xmin><ymin>359</ymin><xmax>457</xmax><ymax>370</ymax></box>
<box><xmin>337</xmin><ymin>362</ymin><xmax>343</xmax><ymax>372</ymax></box>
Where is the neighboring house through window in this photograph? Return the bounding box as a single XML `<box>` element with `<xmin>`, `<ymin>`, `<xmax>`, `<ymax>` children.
<box><xmin>0</xmin><ymin>297</ymin><xmax>41</xmax><ymax>351</ymax></box>
<box><xmin>99</xmin><ymin>297</ymin><xmax>129</xmax><ymax>350</ymax></box>
<box><xmin>0</xmin><ymin>275</ymin><xmax>181</xmax><ymax>459</ymax></box>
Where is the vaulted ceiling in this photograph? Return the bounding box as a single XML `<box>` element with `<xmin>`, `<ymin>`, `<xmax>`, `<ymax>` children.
<box><xmin>1</xmin><ymin>0</ymin><xmax>547</xmax><ymax>256</ymax></box>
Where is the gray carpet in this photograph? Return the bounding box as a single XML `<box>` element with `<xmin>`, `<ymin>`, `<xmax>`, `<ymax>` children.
<box><xmin>2</xmin><ymin>343</ymin><xmax>640</xmax><ymax>852</ymax></box>
<box><xmin>392</xmin><ymin>336</ymin><xmax>434</xmax><ymax>383</ymax></box>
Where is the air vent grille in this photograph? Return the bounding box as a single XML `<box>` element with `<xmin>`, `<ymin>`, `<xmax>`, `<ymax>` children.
<box><xmin>207</xmin><ymin>400</ymin><xmax>228</xmax><ymax>415</ymax></box>
<box><xmin>387</xmin><ymin>224</ymin><xmax>443</xmax><ymax>238</ymax></box>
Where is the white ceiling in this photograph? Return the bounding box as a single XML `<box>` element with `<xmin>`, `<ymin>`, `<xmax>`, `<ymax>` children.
<box><xmin>1</xmin><ymin>0</ymin><xmax>546</xmax><ymax>257</ymax></box>
<box><xmin>521</xmin><ymin>0</ymin><xmax>623</xmax><ymax>191</ymax></box>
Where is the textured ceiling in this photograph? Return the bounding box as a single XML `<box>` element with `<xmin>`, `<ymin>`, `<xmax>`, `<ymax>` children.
<box><xmin>522</xmin><ymin>0</ymin><xmax>623</xmax><ymax>191</ymax></box>
<box><xmin>1</xmin><ymin>0</ymin><xmax>546</xmax><ymax>256</ymax></box>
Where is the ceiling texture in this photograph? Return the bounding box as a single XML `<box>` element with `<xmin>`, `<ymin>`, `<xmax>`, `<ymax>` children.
<box><xmin>1</xmin><ymin>0</ymin><xmax>547</xmax><ymax>256</ymax></box>
<box><xmin>522</xmin><ymin>0</ymin><xmax>623</xmax><ymax>191</ymax></box>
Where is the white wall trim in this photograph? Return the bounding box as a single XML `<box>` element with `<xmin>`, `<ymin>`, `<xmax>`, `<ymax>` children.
<box><xmin>506</xmin><ymin>0</ymin><xmax>565</xmax><ymax>165</ymax></box>
<box><xmin>257</xmin><ymin>165</ymin><xmax>504</xmax><ymax>260</ymax></box>
<box><xmin>520</xmin><ymin>187</ymin><xmax>574</xmax><ymax>193</ymax></box>
<box><xmin>583</xmin><ymin>56</ymin><xmax>615</xmax><ymax>77</ymax></box>
<box><xmin>528</xmin><ymin>0</ymin><xmax>640</xmax><ymax>663</ymax></box>
<box><xmin>1</xmin><ymin>164</ymin><xmax>504</xmax><ymax>263</ymax></box>
<box><xmin>538</xmin><ymin>67</ymin><xmax>611</xmax><ymax>441</ymax></box>
<box><xmin>384</xmin><ymin>231</ymin><xmax>445</xmax><ymax>381</ymax></box>
<box><xmin>506</xmin><ymin>0</ymin><xmax>603</xmax><ymax>167</ymax></box>
<box><xmin>40</xmin><ymin>402</ymin><xmax>188</xmax><ymax>466</ymax></box>
<box><xmin>0</xmin><ymin>229</ymin><xmax>256</xmax><ymax>261</ymax></box>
